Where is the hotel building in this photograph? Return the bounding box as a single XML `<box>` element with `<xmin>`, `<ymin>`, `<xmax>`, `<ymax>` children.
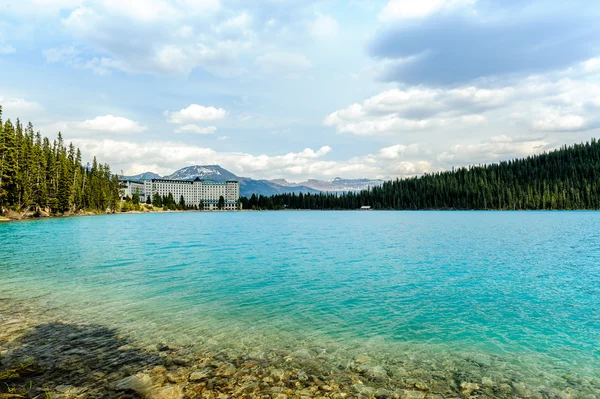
<box><xmin>142</xmin><ymin>178</ymin><xmax>240</xmax><ymax>210</ymax></box>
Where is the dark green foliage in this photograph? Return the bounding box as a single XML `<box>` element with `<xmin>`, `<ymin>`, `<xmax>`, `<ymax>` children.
<box><xmin>243</xmin><ymin>139</ymin><xmax>600</xmax><ymax>210</ymax></box>
<box><xmin>0</xmin><ymin>106</ymin><xmax>120</xmax><ymax>214</ymax></box>
<box><xmin>152</xmin><ymin>192</ymin><xmax>162</xmax><ymax>207</ymax></box>
<box><xmin>218</xmin><ymin>195</ymin><xmax>225</xmax><ymax>210</ymax></box>
<box><xmin>132</xmin><ymin>190</ymin><xmax>140</xmax><ymax>205</ymax></box>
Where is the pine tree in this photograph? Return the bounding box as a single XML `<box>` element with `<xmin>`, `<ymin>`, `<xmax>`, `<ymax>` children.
<box><xmin>0</xmin><ymin>118</ymin><xmax>19</xmax><ymax>208</ymax></box>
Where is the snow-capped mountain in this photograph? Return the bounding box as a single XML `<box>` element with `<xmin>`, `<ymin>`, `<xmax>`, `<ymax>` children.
<box><xmin>271</xmin><ymin>177</ymin><xmax>384</xmax><ymax>192</ymax></box>
<box><xmin>120</xmin><ymin>172</ymin><xmax>162</xmax><ymax>181</ymax></box>
<box><xmin>163</xmin><ymin>165</ymin><xmax>238</xmax><ymax>181</ymax></box>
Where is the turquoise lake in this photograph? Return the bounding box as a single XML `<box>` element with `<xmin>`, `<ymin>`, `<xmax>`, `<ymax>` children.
<box><xmin>1</xmin><ymin>211</ymin><xmax>599</xmax><ymax>395</ymax></box>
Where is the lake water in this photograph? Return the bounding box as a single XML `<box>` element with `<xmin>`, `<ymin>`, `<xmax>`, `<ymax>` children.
<box><xmin>1</xmin><ymin>211</ymin><xmax>599</xmax><ymax>396</ymax></box>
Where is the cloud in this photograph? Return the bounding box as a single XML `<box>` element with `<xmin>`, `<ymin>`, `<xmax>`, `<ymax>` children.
<box><xmin>44</xmin><ymin>46</ymin><xmax>78</xmax><ymax>63</ymax></box>
<box><xmin>324</xmin><ymin>85</ymin><xmax>504</xmax><ymax>135</ymax></box>
<box><xmin>379</xmin><ymin>143</ymin><xmax>425</xmax><ymax>159</ymax></box>
<box><xmin>309</xmin><ymin>13</ymin><xmax>338</xmax><ymax>38</ymax></box>
<box><xmin>0</xmin><ymin>97</ymin><xmax>44</xmax><ymax>113</ymax></box>
<box><xmin>76</xmin><ymin>115</ymin><xmax>147</xmax><ymax>133</ymax></box>
<box><xmin>436</xmin><ymin>136</ymin><xmax>551</xmax><ymax>166</ymax></box>
<box><xmin>370</xmin><ymin>2</ymin><xmax>600</xmax><ymax>84</ymax></box>
<box><xmin>378</xmin><ymin>0</ymin><xmax>475</xmax><ymax>21</ymax></box>
<box><xmin>71</xmin><ymin>139</ymin><xmax>339</xmax><ymax>179</ymax></box>
<box><xmin>44</xmin><ymin>46</ymin><xmax>122</xmax><ymax>75</ymax></box>
<box><xmin>166</xmin><ymin>104</ymin><xmax>227</xmax><ymax>124</ymax></box>
<box><xmin>256</xmin><ymin>52</ymin><xmax>312</xmax><ymax>75</ymax></box>
<box><xmin>175</xmin><ymin>124</ymin><xmax>217</xmax><ymax>134</ymax></box>
<box><xmin>0</xmin><ymin>44</ymin><xmax>16</xmax><ymax>54</ymax></box>
<box><xmin>327</xmin><ymin>58</ymin><xmax>600</xmax><ymax>136</ymax></box>
<box><xmin>530</xmin><ymin>108</ymin><xmax>588</xmax><ymax>132</ymax></box>
<box><xmin>3</xmin><ymin>0</ymin><xmax>83</xmax><ymax>16</ymax></box>
<box><xmin>54</xmin><ymin>0</ymin><xmax>249</xmax><ymax>76</ymax></box>
<box><xmin>38</xmin><ymin>0</ymin><xmax>329</xmax><ymax>77</ymax></box>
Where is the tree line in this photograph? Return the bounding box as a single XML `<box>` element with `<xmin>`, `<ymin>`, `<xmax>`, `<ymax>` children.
<box><xmin>241</xmin><ymin>139</ymin><xmax>600</xmax><ymax>210</ymax></box>
<box><xmin>0</xmin><ymin>106</ymin><xmax>120</xmax><ymax>215</ymax></box>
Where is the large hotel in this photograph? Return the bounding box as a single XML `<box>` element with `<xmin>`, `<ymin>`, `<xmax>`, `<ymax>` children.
<box><xmin>120</xmin><ymin>178</ymin><xmax>240</xmax><ymax>210</ymax></box>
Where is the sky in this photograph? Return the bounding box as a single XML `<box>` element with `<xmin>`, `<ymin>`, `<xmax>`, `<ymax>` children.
<box><xmin>1</xmin><ymin>0</ymin><xmax>600</xmax><ymax>181</ymax></box>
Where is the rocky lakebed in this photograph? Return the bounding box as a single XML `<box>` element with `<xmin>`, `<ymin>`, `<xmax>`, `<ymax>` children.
<box><xmin>0</xmin><ymin>299</ymin><xmax>597</xmax><ymax>399</ymax></box>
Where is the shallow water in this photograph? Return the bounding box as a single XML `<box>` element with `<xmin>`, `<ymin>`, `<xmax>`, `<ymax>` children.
<box><xmin>1</xmin><ymin>211</ymin><xmax>599</xmax><ymax>396</ymax></box>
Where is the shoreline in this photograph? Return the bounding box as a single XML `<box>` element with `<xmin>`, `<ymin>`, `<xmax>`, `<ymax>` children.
<box><xmin>1</xmin><ymin>299</ymin><xmax>597</xmax><ymax>399</ymax></box>
<box><xmin>2</xmin><ymin>207</ymin><xmax>600</xmax><ymax>224</ymax></box>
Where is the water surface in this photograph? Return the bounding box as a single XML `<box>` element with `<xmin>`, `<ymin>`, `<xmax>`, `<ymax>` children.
<box><xmin>1</xmin><ymin>211</ymin><xmax>599</xmax><ymax>395</ymax></box>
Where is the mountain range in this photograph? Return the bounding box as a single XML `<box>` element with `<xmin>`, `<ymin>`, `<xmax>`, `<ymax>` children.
<box><xmin>122</xmin><ymin>165</ymin><xmax>383</xmax><ymax>197</ymax></box>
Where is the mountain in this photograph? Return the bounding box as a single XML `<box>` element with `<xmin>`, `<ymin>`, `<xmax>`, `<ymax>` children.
<box><xmin>240</xmin><ymin>179</ymin><xmax>319</xmax><ymax>197</ymax></box>
<box><xmin>163</xmin><ymin>165</ymin><xmax>238</xmax><ymax>181</ymax></box>
<box><xmin>121</xmin><ymin>172</ymin><xmax>162</xmax><ymax>181</ymax></box>
<box><xmin>272</xmin><ymin>177</ymin><xmax>384</xmax><ymax>192</ymax></box>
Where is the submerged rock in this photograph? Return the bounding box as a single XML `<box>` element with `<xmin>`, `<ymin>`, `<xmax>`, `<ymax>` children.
<box><xmin>189</xmin><ymin>368</ymin><xmax>212</xmax><ymax>382</ymax></box>
<box><xmin>166</xmin><ymin>371</ymin><xmax>187</xmax><ymax>383</ymax></box>
<box><xmin>113</xmin><ymin>373</ymin><xmax>154</xmax><ymax>395</ymax></box>
<box><xmin>460</xmin><ymin>382</ymin><xmax>480</xmax><ymax>396</ymax></box>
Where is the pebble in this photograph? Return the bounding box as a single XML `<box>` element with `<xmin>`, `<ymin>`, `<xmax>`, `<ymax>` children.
<box><xmin>166</xmin><ymin>371</ymin><xmax>187</xmax><ymax>383</ymax></box>
<box><xmin>460</xmin><ymin>382</ymin><xmax>480</xmax><ymax>396</ymax></box>
<box><xmin>112</xmin><ymin>373</ymin><xmax>153</xmax><ymax>394</ymax></box>
<box><xmin>189</xmin><ymin>369</ymin><xmax>212</xmax><ymax>382</ymax></box>
<box><xmin>147</xmin><ymin>385</ymin><xmax>183</xmax><ymax>399</ymax></box>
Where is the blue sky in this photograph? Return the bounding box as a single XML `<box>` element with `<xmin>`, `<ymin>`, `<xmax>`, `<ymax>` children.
<box><xmin>1</xmin><ymin>0</ymin><xmax>599</xmax><ymax>181</ymax></box>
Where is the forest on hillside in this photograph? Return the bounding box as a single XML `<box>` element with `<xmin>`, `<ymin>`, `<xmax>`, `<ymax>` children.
<box><xmin>241</xmin><ymin>139</ymin><xmax>600</xmax><ymax>210</ymax></box>
<box><xmin>0</xmin><ymin>106</ymin><xmax>120</xmax><ymax>215</ymax></box>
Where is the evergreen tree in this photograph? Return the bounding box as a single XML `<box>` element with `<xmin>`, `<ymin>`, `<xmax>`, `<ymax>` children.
<box><xmin>152</xmin><ymin>192</ymin><xmax>162</xmax><ymax>207</ymax></box>
<box><xmin>0</xmin><ymin>105</ymin><xmax>123</xmax><ymax>215</ymax></box>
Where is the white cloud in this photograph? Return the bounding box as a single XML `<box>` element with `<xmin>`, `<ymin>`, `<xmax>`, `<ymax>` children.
<box><xmin>3</xmin><ymin>0</ymin><xmax>82</xmax><ymax>16</ymax></box>
<box><xmin>175</xmin><ymin>124</ymin><xmax>217</xmax><ymax>134</ymax></box>
<box><xmin>379</xmin><ymin>143</ymin><xmax>424</xmax><ymax>159</ymax></box>
<box><xmin>379</xmin><ymin>0</ymin><xmax>476</xmax><ymax>21</ymax></box>
<box><xmin>44</xmin><ymin>46</ymin><xmax>78</xmax><ymax>63</ymax></box>
<box><xmin>256</xmin><ymin>52</ymin><xmax>312</xmax><ymax>75</ymax></box>
<box><xmin>437</xmin><ymin>136</ymin><xmax>550</xmax><ymax>166</ymax></box>
<box><xmin>326</xmin><ymin>59</ymin><xmax>600</xmax><ymax>136</ymax></box>
<box><xmin>0</xmin><ymin>97</ymin><xmax>44</xmax><ymax>113</ymax></box>
<box><xmin>530</xmin><ymin>108</ymin><xmax>587</xmax><ymax>132</ymax></box>
<box><xmin>217</xmin><ymin>12</ymin><xmax>252</xmax><ymax>35</ymax></box>
<box><xmin>0</xmin><ymin>44</ymin><xmax>16</xmax><ymax>55</ymax></box>
<box><xmin>309</xmin><ymin>13</ymin><xmax>338</xmax><ymax>38</ymax></box>
<box><xmin>76</xmin><ymin>115</ymin><xmax>147</xmax><ymax>133</ymax></box>
<box><xmin>166</xmin><ymin>104</ymin><xmax>227</xmax><ymax>124</ymax></box>
<box><xmin>217</xmin><ymin>135</ymin><xmax>230</xmax><ymax>141</ymax></box>
<box><xmin>582</xmin><ymin>58</ymin><xmax>600</xmax><ymax>73</ymax></box>
<box><xmin>324</xmin><ymin>86</ymin><xmax>502</xmax><ymax>135</ymax></box>
<box><xmin>44</xmin><ymin>46</ymin><xmax>122</xmax><ymax>75</ymax></box>
<box><xmin>55</xmin><ymin>0</ymin><xmax>247</xmax><ymax>76</ymax></box>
